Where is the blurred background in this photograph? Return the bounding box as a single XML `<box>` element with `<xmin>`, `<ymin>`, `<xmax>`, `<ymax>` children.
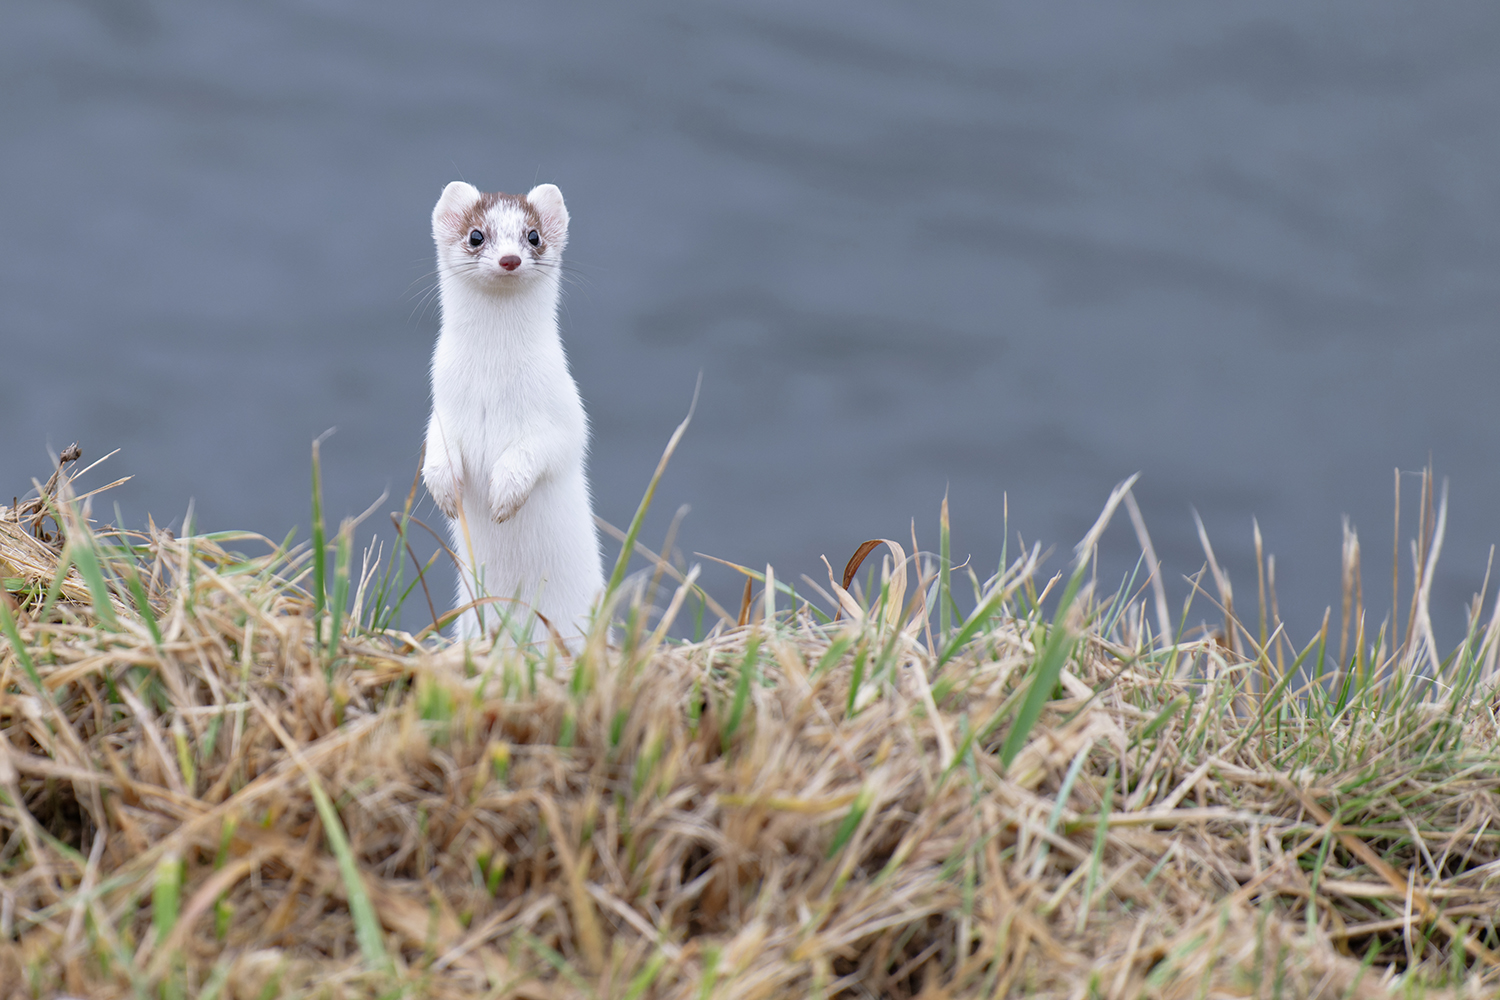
<box><xmin>4</xmin><ymin>0</ymin><xmax>1499</xmax><ymax>644</ymax></box>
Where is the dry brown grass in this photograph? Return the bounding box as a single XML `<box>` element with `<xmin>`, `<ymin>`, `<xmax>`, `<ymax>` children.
<box><xmin>3</xmin><ymin>452</ymin><xmax>1500</xmax><ymax>999</ymax></box>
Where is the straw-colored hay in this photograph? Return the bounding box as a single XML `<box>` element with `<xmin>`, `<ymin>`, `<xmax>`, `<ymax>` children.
<box><xmin>3</xmin><ymin>456</ymin><xmax>1500</xmax><ymax>998</ymax></box>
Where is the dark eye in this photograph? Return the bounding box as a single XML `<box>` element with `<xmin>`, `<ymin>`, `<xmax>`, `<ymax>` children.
<box><xmin>527</xmin><ymin>229</ymin><xmax>540</xmax><ymax>247</ymax></box>
<box><xmin>468</xmin><ymin>229</ymin><xmax>485</xmax><ymax>247</ymax></box>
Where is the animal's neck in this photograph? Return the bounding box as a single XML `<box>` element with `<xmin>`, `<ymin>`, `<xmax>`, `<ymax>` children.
<box><xmin>440</xmin><ymin>277</ymin><xmax>560</xmax><ymax>354</ymax></box>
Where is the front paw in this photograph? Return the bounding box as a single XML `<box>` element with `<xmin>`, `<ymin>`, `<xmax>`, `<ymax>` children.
<box><xmin>422</xmin><ymin>463</ymin><xmax>461</xmax><ymax>518</ymax></box>
<box><xmin>489</xmin><ymin>486</ymin><xmax>529</xmax><ymax>523</ymax></box>
<box><xmin>488</xmin><ymin>472</ymin><xmax>532</xmax><ymax>523</ymax></box>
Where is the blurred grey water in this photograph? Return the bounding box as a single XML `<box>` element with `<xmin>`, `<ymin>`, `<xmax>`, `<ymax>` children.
<box><xmin>4</xmin><ymin>0</ymin><xmax>1500</xmax><ymax>644</ymax></box>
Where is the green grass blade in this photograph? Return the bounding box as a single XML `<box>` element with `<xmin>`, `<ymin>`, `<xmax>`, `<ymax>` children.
<box><xmin>722</xmin><ymin>633</ymin><xmax>761</xmax><ymax>753</ymax></box>
<box><xmin>812</xmin><ymin>633</ymin><xmax>856</xmax><ymax>679</ymax></box>
<box><xmin>0</xmin><ymin>594</ymin><xmax>49</xmax><ymax>704</ymax></box>
<box><xmin>623</xmin><ymin>951</ymin><xmax>668</xmax><ymax>1000</ymax></box>
<box><xmin>938</xmin><ymin>584</ymin><xmax>1007</xmax><ymax>667</ymax></box>
<box><xmin>305</xmin><ymin>772</ymin><xmax>392</xmax><ymax>975</ymax></box>
<box><xmin>1134</xmin><ymin>694</ymin><xmax>1190</xmax><ymax>748</ymax></box>
<box><xmin>1076</xmin><ymin>763</ymin><xmax>1116</xmax><ymax>934</ymax></box>
<box><xmin>327</xmin><ymin>518</ymin><xmax>353</xmax><ymax>659</ymax></box>
<box><xmin>845</xmin><ymin>645</ymin><xmax>868</xmax><ymax>719</ymax></box>
<box><xmin>36</xmin><ymin>537</ymin><xmax>72</xmax><ymax>622</ymax></box>
<box><xmin>310</xmin><ymin>434</ymin><xmax>330</xmax><ymax>650</ymax></box>
<box><xmin>1000</xmin><ymin>561</ymin><xmax>1086</xmax><ymax>770</ymax></box>
<box><xmin>123</xmin><ymin>563</ymin><xmax>163</xmax><ymax>647</ymax></box>
<box><xmin>257</xmin><ymin>689</ymin><xmax>392</xmax><ymax>977</ymax></box>
<box><xmin>67</xmin><ymin>537</ymin><xmax>120</xmax><ymax>630</ymax></box>
<box><xmin>605</xmin><ymin>377</ymin><xmax>698</xmax><ymax>602</ymax></box>
<box><xmin>826</xmin><ymin>782</ymin><xmax>874</xmax><ymax>858</ymax></box>
<box><xmin>515</xmin><ymin>930</ymin><xmax>595</xmax><ymax>996</ymax></box>
<box><xmin>939</xmin><ymin>491</ymin><xmax>952</xmax><ymax>638</ymax></box>
<box><xmin>152</xmin><ymin>852</ymin><xmax>184</xmax><ymax>945</ymax></box>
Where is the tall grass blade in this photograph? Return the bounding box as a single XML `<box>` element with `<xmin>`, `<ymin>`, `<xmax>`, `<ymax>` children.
<box><xmin>122</xmin><ymin>563</ymin><xmax>163</xmax><ymax>647</ymax></box>
<box><xmin>252</xmin><ymin>696</ymin><xmax>393</xmax><ymax>977</ymax></box>
<box><xmin>722</xmin><ymin>633</ymin><xmax>761</xmax><ymax>753</ymax></box>
<box><xmin>310</xmin><ymin>432</ymin><xmax>332</xmax><ymax>650</ymax></box>
<box><xmin>605</xmin><ymin>376</ymin><xmax>699</xmax><ymax>603</ymax></box>
<box><xmin>939</xmin><ymin>491</ymin><xmax>952</xmax><ymax>638</ymax></box>
<box><xmin>152</xmin><ymin>852</ymin><xmax>183</xmax><ymax>945</ymax></box>
<box><xmin>0</xmin><ymin>593</ymin><xmax>48</xmax><ymax>704</ymax></box>
<box><xmin>327</xmin><ymin>517</ymin><xmax>353</xmax><ymax>659</ymax></box>
<box><xmin>1000</xmin><ymin>561</ymin><xmax>1084</xmax><ymax>770</ymax></box>
<box><xmin>1000</xmin><ymin>476</ymin><xmax>1135</xmax><ymax>769</ymax></box>
<box><xmin>66</xmin><ymin>536</ymin><xmax>119</xmax><ymax>630</ymax></box>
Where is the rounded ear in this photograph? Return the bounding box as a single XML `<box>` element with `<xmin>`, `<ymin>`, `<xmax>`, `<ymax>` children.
<box><xmin>526</xmin><ymin>183</ymin><xmax>569</xmax><ymax>238</ymax></box>
<box><xmin>432</xmin><ymin>181</ymin><xmax>481</xmax><ymax>232</ymax></box>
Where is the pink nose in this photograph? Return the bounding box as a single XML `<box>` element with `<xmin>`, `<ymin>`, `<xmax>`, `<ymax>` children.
<box><xmin>499</xmin><ymin>255</ymin><xmax>521</xmax><ymax>272</ymax></box>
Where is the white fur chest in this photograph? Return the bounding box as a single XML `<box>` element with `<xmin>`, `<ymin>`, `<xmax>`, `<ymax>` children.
<box><xmin>428</xmin><ymin>289</ymin><xmax>585</xmax><ymax>480</ymax></box>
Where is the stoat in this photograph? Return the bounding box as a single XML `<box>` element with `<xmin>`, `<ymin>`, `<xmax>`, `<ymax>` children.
<box><xmin>422</xmin><ymin>181</ymin><xmax>604</xmax><ymax>643</ymax></box>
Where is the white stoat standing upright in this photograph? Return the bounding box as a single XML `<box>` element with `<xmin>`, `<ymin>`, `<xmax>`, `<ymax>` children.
<box><xmin>422</xmin><ymin>181</ymin><xmax>604</xmax><ymax>643</ymax></box>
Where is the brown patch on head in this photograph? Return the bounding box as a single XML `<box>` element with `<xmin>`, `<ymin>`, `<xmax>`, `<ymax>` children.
<box><xmin>457</xmin><ymin>192</ymin><xmax>515</xmax><ymax>237</ymax></box>
<box><xmin>519</xmin><ymin>199</ymin><xmax>547</xmax><ymax>256</ymax></box>
<box><xmin>455</xmin><ymin>192</ymin><xmax>550</xmax><ymax>257</ymax></box>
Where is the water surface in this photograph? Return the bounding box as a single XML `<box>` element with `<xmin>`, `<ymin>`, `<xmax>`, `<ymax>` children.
<box><xmin>4</xmin><ymin>1</ymin><xmax>1500</xmax><ymax>642</ymax></box>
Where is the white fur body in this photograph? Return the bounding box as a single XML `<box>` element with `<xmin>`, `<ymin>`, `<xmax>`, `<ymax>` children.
<box><xmin>422</xmin><ymin>182</ymin><xmax>603</xmax><ymax>642</ymax></box>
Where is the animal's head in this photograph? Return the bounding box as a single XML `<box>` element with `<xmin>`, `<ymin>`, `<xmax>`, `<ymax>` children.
<box><xmin>431</xmin><ymin>182</ymin><xmax>569</xmax><ymax>292</ymax></box>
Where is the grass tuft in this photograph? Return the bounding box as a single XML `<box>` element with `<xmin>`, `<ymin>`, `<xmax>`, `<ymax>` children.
<box><xmin>3</xmin><ymin>451</ymin><xmax>1500</xmax><ymax>998</ymax></box>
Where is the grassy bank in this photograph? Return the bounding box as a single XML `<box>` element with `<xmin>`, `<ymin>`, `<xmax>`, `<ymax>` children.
<box><xmin>3</xmin><ymin>447</ymin><xmax>1500</xmax><ymax>999</ymax></box>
